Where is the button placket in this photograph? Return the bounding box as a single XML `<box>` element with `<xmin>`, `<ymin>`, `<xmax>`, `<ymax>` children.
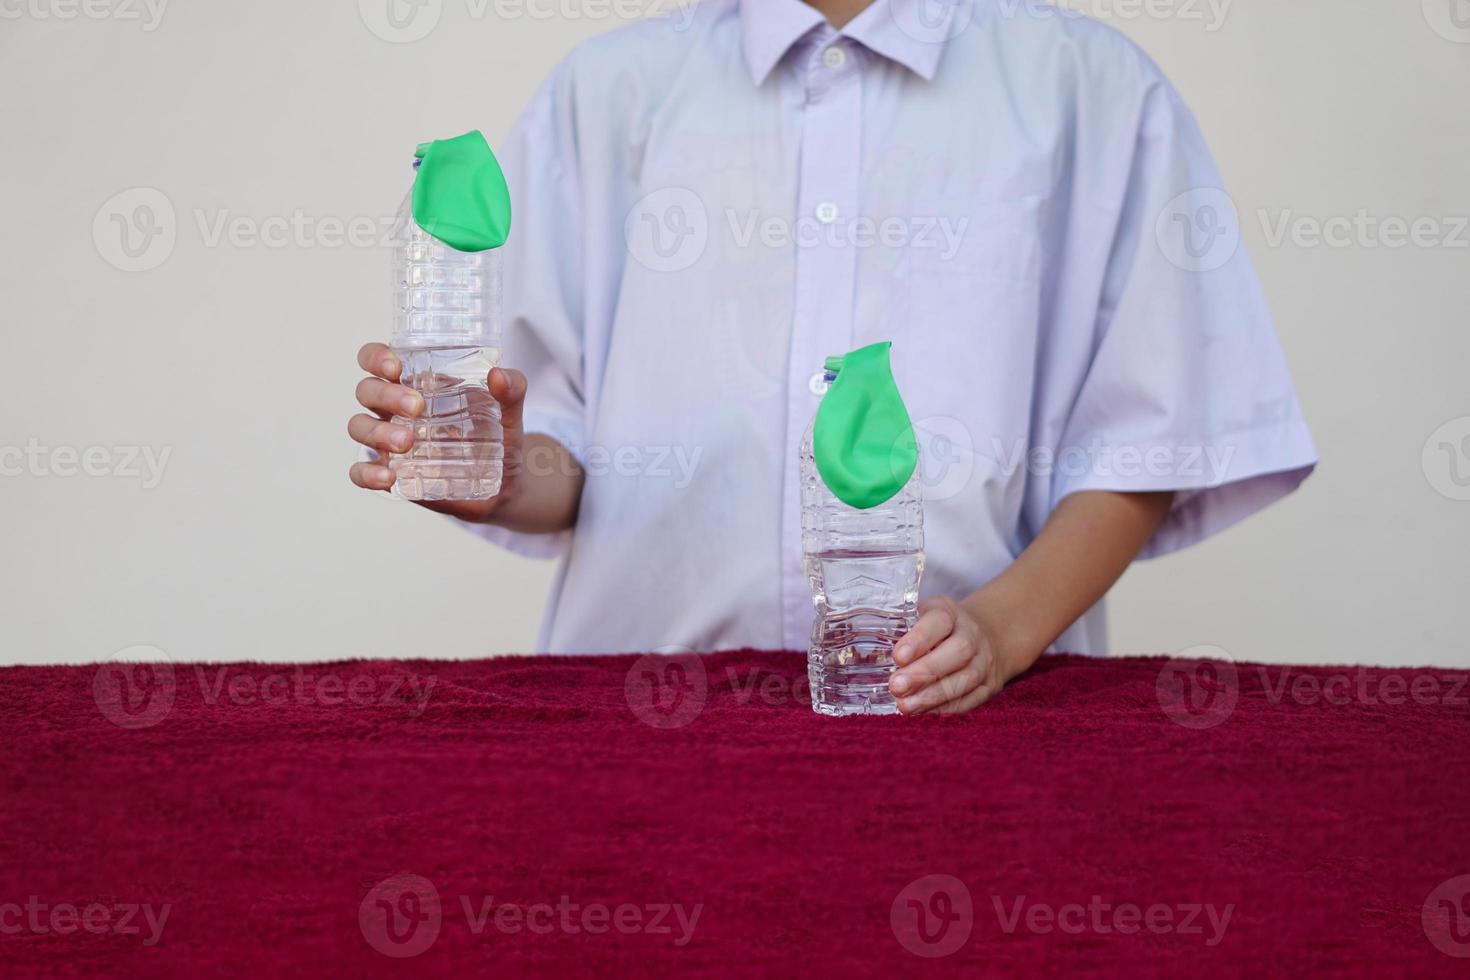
<box><xmin>779</xmin><ymin>34</ymin><xmax>865</xmax><ymax>649</ymax></box>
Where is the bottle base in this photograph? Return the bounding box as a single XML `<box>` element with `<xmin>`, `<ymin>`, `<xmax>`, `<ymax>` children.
<box><xmin>806</xmin><ymin>611</ymin><xmax>909</xmax><ymax>716</ymax></box>
<box><xmin>807</xmin><ymin>655</ymin><xmax>900</xmax><ymax>716</ymax></box>
<box><xmin>390</xmin><ymin>462</ymin><xmax>502</xmax><ymax>502</ymax></box>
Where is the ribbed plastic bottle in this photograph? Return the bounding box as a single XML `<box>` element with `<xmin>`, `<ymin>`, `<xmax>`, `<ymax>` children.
<box><xmin>387</xmin><ymin>140</ymin><xmax>505</xmax><ymax>502</ymax></box>
<box><xmin>800</xmin><ymin>344</ymin><xmax>924</xmax><ymax>716</ymax></box>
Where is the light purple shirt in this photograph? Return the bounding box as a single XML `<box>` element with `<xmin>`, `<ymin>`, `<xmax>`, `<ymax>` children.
<box><xmin>464</xmin><ymin>0</ymin><xmax>1317</xmax><ymax>654</ymax></box>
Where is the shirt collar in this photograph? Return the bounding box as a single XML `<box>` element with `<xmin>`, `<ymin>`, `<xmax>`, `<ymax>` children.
<box><xmin>740</xmin><ymin>0</ymin><xmax>954</xmax><ymax>85</ymax></box>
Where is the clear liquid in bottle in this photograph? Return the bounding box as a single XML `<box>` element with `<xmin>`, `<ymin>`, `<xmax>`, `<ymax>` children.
<box><xmin>387</xmin><ymin>174</ymin><xmax>504</xmax><ymax>502</ymax></box>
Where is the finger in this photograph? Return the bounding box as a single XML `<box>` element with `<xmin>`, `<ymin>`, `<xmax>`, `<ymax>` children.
<box><xmin>890</xmin><ymin>635</ymin><xmax>973</xmax><ymax>698</ymax></box>
<box><xmin>348</xmin><ymin>413</ymin><xmax>413</xmax><ymax>453</ymax></box>
<box><xmin>901</xmin><ymin>661</ymin><xmax>986</xmax><ymax>716</ymax></box>
<box><xmin>356</xmin><ymin>377</ymin><xmax>423</xmax><ymax>420</ymax></box>
<box><xmin>488</xmin><ymin>367</ymin><xmax>527</xmax><ymax>432</ymax></box>
<box><xmin>893</xmin><ymin>601</ymin><xmax>956</xmax><ymax>665</ymax></box>
<box><xmin>357</xmin><ymin>342</ymin><xmax>402</xmax><ymax>381</ymax></box>
<box><xmin>349</xmin><ymin>461</ymin><xmax>395</xmax><ymax>491</ymax></box>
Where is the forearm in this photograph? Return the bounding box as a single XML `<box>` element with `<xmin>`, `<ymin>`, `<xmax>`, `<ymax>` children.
<box><xmin>415</xmin><ymin>433</ymin><xmax>583</xmax><ymax>533</ymax></box>
<box><xmin>961</xmin><ymin>489</ymin><xmax>1175</xmax><ymax>679</ymax></box>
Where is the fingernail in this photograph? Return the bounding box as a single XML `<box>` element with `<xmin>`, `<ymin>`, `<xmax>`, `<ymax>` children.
<box><xmin>891</xmin><ymin>675</ymin><xmax>910</xmax><ymax>694</ymax></box>
<box><xmin>384</xmin><ymin>356</ymin><xmax>400</xmax><ymax>376</ymax></box>
<box><xmin>894</xmin><ymin>644</ymin><xmax>910</xmax><ymax>664</ymax></box>
<box><xmin>401</xmin><ymin>395</ymin><xmax>421</xmax><ymax>416</ymax></box>
<box><xmin>392</xmin><ymin>431</ymin><xmax>410</xmax><ymax>451</ymax></box>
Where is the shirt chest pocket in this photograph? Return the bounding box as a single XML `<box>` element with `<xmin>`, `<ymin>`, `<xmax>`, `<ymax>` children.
<box><xmin>906</xmin><ymin>195</ymin><xmax>1045</xmax><ymax>284</ymax></box>
<box><xmin>891</xmin><ymin>194</ymin><xmax>1046</xmax><ymax>471</ymax></box>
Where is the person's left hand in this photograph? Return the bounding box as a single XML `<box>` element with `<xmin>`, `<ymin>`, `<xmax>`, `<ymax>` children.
<box><xmin>888</xmin><ymin>597</ymin><xmax>1013</xmax><ymax>715</ymax></box>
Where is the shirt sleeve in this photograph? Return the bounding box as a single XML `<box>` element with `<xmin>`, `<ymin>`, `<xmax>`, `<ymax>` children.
<box><xmin>1051</xmin><ymin>76</ymin><xmax>1317</xmax><ymax>560</ymax></box>
<box><xmin>450</xmin><ymin>71</ymin><xmax>588</xmax><ymax>560</ymax></box>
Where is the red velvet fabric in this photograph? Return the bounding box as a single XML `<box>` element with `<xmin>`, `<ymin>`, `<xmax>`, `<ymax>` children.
<box><xmin>2</xmin><ymin>650</ymin><xmax>1468</xmax><ymax>976</ymax></box>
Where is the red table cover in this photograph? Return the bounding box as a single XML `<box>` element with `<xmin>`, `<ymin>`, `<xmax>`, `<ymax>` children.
<box><xmin>2</xmin><ymin>650</ymin><xmax>1468</xmax><ymax>976</ymax></box>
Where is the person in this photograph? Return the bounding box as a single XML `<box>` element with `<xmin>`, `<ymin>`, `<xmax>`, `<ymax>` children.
<box><xmin>347</xmin><ymin>0</ymin><xmax>1317</xmax><ymax>715</ymax></box>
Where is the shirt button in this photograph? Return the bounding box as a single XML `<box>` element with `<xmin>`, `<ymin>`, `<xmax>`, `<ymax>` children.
<box><xmin>822</xmin><ymin>46</ymin><xmax>847</xmax><ymax>70</ymax></box>
<box><xmin>808</xmin><ymin>371</ymin><xmax>829</xmax><ymax>395</ymax></box>
<box><xmin>815</xmin><ymin>201</ymin><xmax>839</xmax><ymax>224</ymax></box>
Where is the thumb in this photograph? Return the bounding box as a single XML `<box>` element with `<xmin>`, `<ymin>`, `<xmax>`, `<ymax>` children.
<box><xmin>488</xmin><ymin>367</ymin><xmax>527</xmax><ymax>432</ymax></box>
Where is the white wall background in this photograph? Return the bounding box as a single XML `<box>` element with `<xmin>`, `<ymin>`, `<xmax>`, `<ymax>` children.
<box><xmin>0</xmin><ymin>1</ymin><xmax>1466</xmax><ymax>666</ymax></box>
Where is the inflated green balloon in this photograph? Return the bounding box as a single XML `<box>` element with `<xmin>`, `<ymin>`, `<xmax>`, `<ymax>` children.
<box><xmin>813</xmin><ymin>341</ymin><xmax>918</xmax><ymax>509</ymax></box>
<box><xmin>410</xmin><ymin>130</ymin><xmax>511</xmax><ymax>253</ymax></box>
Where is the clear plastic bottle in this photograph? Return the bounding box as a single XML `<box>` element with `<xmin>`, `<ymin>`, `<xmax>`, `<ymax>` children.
<box><xmin>801</xmin><ymin>363</ymin><xmax>925</xmax><ymax>716</ymax></box>
<box><xmin>386</xmin><ymin>158</ymin><xmax>504</xmax><ymax>502</ymax></box>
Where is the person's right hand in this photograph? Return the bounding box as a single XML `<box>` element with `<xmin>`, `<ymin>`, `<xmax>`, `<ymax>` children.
<box><xmin>347</xmin><ymin>341</ymin><xmax>528</xmax><ymax>522</ymax></box>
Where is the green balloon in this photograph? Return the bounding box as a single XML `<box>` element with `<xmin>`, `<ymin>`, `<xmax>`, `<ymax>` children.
<box><xmin>813</xmin><ymin>341</ymin><xmax>918</xmax><ymax>509</ymax></box>
<box><xmin>410</xmin><ymin>130</ymin><xmax>511</xmax><ymax>253</ymax></box>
